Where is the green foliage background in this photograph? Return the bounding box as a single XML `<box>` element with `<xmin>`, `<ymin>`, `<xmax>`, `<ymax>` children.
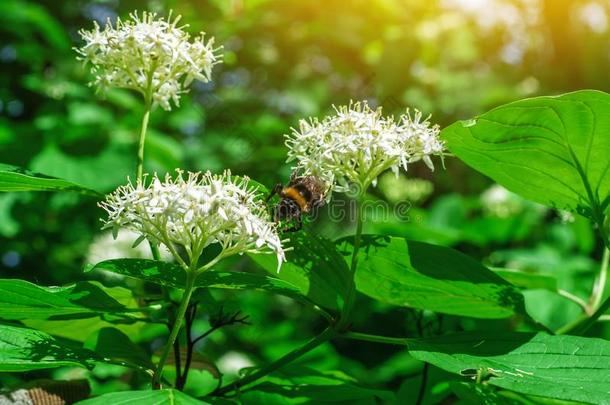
<box><xmin>1</xmin><ymin>0</ymin><xmax>610</xmax><ymax>403</ymax></box>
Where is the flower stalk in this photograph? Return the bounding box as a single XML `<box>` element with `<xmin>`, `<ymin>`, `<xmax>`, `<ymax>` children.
<box><xmin>152</xmin><ymin>268</ymin><xmax>198</xmax><ymax>388</ymax></box>
<box><xmin>136</xmin><ymin>96</ymin><xmax>152</xmax><ymax>181</ymax></box>
<box><xmin>338</xmin><ymin>196</ymin><xmax>364</xmax><ymax>330</ymax></box>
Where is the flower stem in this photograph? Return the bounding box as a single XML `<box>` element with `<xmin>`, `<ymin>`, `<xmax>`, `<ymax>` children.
<box><xmin>557</xmin><ymin>245</ymin><xmax>610</xmax><ymax>335</ymax></box>
<box><xmin>589</xmin><ymin>246</ymin><xmax>609</xmax><ymax>312</ymax></box>
<box><xmin>337</xmin><ymin>197</ymin><xmax>364</xmax><ymax>330</ymax></box>
<box><xmin>214</xmin><ymin>327</ymin><xmax>335</xmax><ymax>396</ymax></box>
<box><xmin>341</xmin><ymin>331</ymin><xmax>411</xmax><ymax>346</ymax></box>
<box><xmin>152</xmin><ymin>269</ymin><xmax>198</xmax><ymax>388</ymax></box>
<box><xmin>136</xmin><ymin>98</ymin><xmax>152</xmax><ymax>182</ymax></box>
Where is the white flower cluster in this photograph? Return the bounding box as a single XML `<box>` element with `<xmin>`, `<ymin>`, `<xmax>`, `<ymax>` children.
<box><xmin>99</xmin><ymin>171</ymin><xmax>285</xmax><ymax>271</ymax></box>
<box><xmin>76</xmin><ymin>11</ymin><xmax>222</xmax><ymax>110</ymax></box>
<box><xmin>285</xmin><ymin>101</ymin><xmax>444</xmax><ymax>196</ymax></box>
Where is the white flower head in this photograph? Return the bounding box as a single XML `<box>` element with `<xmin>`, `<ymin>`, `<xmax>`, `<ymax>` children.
<box><xmin>76</xmin><ymin>11</ymin><xmax>222</xmax><ymax>111</ymax></box>
<box><xmin>99</xmin><ymin>170</ymin><xmax>285</xmax><ymax>271</ymax></box>
<box><xmin>285</xmin><ymin>101</ymin><xmax>444</xmax><ymax>198</ymax></box>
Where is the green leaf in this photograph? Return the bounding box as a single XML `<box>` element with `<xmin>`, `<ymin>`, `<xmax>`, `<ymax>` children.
<box><xmin>241</xmin><ymin>366</ymin><xmax>394</xmax><ymax>403</ymax></box>
<box><xmin>84</xmin><ymin>327</ymin><xmax>153</xmax><ymax>371</ymax></box>
<box><xmin>0</xmin><ymin>279</ymin><xmax>131</xmax><ymax>320</ymax></box>
<box><xmin>91</xmin><ymin>259</ymin><xmax>312</xmax><ymax>305</ymax></box>
<box><xmin>76</xmin><ymin>389</ymin><xmax>209</xmax><ymax>405</ymax></box>
<box><xmin>449</xmin><ymin>382</ymin><xmax>522</xmax><ymax>405</ymax></box>
<box><xmin>0</xmin><ymin>324</ymin><xmax>102</xmax><ymax>371</ymax></box>
<box><xmin>441</xmin><ymin>90</ymin><xmax>610</xmax><ymax>218</ymax></box>
<box><xmin>336</xmin><ymin>235</ymin><xmax>525</xmax><ymax>319</ymax></box>
<box><xmin>0</xmin><ymin>163</ymin><xmax>100</xmax><ymax>195</ymax></box>
<box><xmin>249</xmin><ymin>232</ymin><xmax>350</xmax><ymax>311</ymax></box>
<box><xmin>491</xmin><ymin>268</ymin><xmax>558</xmax><ymax>292</ymax></box>
<box><xmin>23</xmin><ymin>317</ymin><xmax>145</xmax><ymax>344</ymax></box>
<box><xmin>408</xmin><ymin>332</ymin><xmax>610</xmax><ymax>404</ymax></box>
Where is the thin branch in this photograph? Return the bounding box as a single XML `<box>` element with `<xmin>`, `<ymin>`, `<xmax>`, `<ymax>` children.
<box><xmin>179</xmin><ymin>308</ymin><xmax>251</xmax><ymax>390</ymax></box>
<box><xmin>558</xmin><ymin>289</ymin><xmax>589</xmax><ymax>313</ymax></box>
<box><xmin>173</xmin><ymin>337</ymin><xmax>182</xmax><ymax>386</ymax></box>
<box><xmin>416</xmin><ymin>363</ymin><xmax>429</xmax><ymax>405</ymax></box>
<box><xmin>341</xmin><ymin>331</ymin><xmax>410</xmax><ymax>346</ymax></box>
<box><xmin>215</xmin><ymin>327</ymin><xmax>335</xmax><ymax>396</ymax></box>
<box><xmin>178</xmin><ymin>304</ymin><xmax>197</xmax><ymax>390</ymax></box>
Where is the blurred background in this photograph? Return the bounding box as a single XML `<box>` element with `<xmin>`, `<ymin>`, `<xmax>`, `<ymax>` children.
<box><xmin>1</xmin><ymin>0</ymin><xmax>609</xmax><ymax>401</ymax></box>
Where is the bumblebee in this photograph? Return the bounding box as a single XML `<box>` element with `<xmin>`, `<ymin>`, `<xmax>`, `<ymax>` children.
<box><xmin>266</xmin><ymin>172</ymin><xmax>327</xmax><ymax>231</ymax></box>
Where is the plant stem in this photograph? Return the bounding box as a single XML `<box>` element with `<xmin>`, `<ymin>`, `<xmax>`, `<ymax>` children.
<box><xmin>341</xmin><ymin>331</ymin><xmax>410</xmax><ymax>346</ymax></box>
<box><xmin>149</xmin><ymin>241</ymin><xmax>161</xmax><ymax>261</ymax></box>
<box><xmin>215</xmin><ymin>327</ymin><xmax>335</xmax><ymax>396</ymax></box>
<box><xmin>337</xmin><ymin>198</ymin><xmax>364</xmax><ymax>330</ymax></box>
<box><xmin>152</xmin><ymin>270</ymin><xmax>198</xmax><ymax>388</ymax></box>
<box><xmin>178</xmin><ymin>304</ymin><xmax>198</xmax><ymax>390</ymax></box>
<box><xmin>570</xmin><ymin>296</ymin><xmax>610</xmax><ymax>335</ymax></box>
<box><xmin>589</xmin><ymin>247</ymin><xmax>609</xmax><ymax>311</ymax></box>
<box><xmin>416</xmin><ymin>362</ymin><xmax>429</xmax><ymax>405</ymax></box>
<box><xmin>557</xmin><ymin>289</ymin><xmax>588</xmax><ymax>312</ymax></box>
<box><xmin>136</xmin><ymin>97</ymin><xmax>152</xmax><ymax>182</ymax></box>
<box><xmin>172</xmin><ymin>335</ymin><xmax>182</xmax><ymax>386</ymax></box>
<box><xmin>557</xmin><ymin>244</ymin><xmax>610</xmax><ymax>335</ymax></box>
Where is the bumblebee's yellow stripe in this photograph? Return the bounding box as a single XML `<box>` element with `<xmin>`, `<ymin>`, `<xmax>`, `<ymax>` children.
<box><xmin>282</xmin><ymin>187</ymin><xmax>308</xmax><ymax>211</ymax></box>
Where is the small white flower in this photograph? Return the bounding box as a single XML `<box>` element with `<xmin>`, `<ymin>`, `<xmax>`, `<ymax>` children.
<box><xmin>481</xmin><ymin>184</ymin><xmax>524</xmax><ymax>218</ymax></box>
<box><xmin>99</xmin><ymin>170</ymin><xmax>285</xmax><ymax>271</ymax></box>
<box><xmin>285</xmin><ymin>101</ymin><xmax>444</xmax><ymax>198</ymax></box>
<box><xmin>76</xmin><ymin>11</ymin><xmax>222</xmax><ymax>111</ymax></box>
<box><xmin>558</xmin><ymin>210</ymin><xmax>576</xmax><ymax>224</ymax></box>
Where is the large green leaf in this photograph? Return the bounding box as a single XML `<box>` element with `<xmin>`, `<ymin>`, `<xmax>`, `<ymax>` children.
<box><xmin>84</xmin><ymin>327</ymin><xmax>153</xmax><ymax>371</ymax></box>
<box><xmin>249</xmin><ymin>232</ymin><xmax>350</xmax><ymax>311</ymax></box>
<box><xmin>91</xmin><ymin>259</ymin><xmax>313</xmax><ymax>306</ymax></box>
<box><xmin>0</xmin><ymin>163</ymin><xmax>100</xmax><ymax>195</ymax></box>
<box><xmin>336</xmin><ymin>235</ymin><xmax>525</xmax><ymax>319</ymax></box>
<box><xmin>76</xmin><ymin>389</ymin><xmax>208</xmax><ymax>405</ymax></box>
<box><xmin>0</xmin><ymin>279</ymin><xmax>130</xmax><ymax>320</ymax></box>
<box><xmin>0</xmin><ymin>324</ymin><xmax>102</xmax><ymax>371</ymax></box>
<box><xmin>441</xmin><ymin>90</ymin><xmax>610</xmax><ymax>218</ymax></box>
<box><xmin>409</xmin><ymin>332</ymin><xmax>610</xmax><ymax>404</ymax></box>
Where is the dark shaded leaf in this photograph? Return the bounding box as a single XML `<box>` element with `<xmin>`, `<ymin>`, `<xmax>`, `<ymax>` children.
<box><xmin>336</xmin><ymin>235</ymin><xmax>525</xmax><ymax>318</ymax></box>
<box><xmin>0</xmin><ymin>324</ymin><xmax>102</xmax><ymax>371</ymax></box>
<box><xmin>91</xmin><ymin>259</ymin><xmax>312</xmax><ymax>305</ymax></box>
<box><xmin>250</xmin><ymin>232</ymin><xmax>350</xmax><ymax>311</ymax></box>
<box><xmin>84</xmin><ymin>327</ymin><xmax>153</xmax><ymax>371</ymax></box>
<box><xmin>241</xmin><ymin>366</ymin><xmax>394</xmax><ymax>403</ymax></box>
<box><xmin>0</xmin><ymin>279</ymin><xmax>129</xmax><ymax>320</ymax></box>
<box><xmin>491</xmin><ymin>268</ymin><xmax>558</xmax><ymax>292</ymax></box>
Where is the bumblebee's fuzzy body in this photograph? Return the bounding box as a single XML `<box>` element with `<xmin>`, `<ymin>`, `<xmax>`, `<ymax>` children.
<box><xmin>266</xmin><ymin>174</ymin><xmax>327</xmax><ymax>231</ymax></box>
<box><xmin>281</xmin><ymin>187</ymin><xmax>309</xmax><ymax>212</ymax></box>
